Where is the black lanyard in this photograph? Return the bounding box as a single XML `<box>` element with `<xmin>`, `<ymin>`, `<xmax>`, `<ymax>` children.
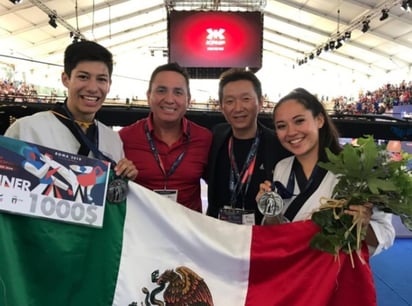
<box><xmin>273</xmin><ymin>158</ymin><xmax>319</xmax><ymax>199</ymax></box>
<box><xmin>59</xmin><ymin>103</ymin><xmax>117</xmax><ymax>168</ymax></box>
<box><xmin>228</xmin><ymin>129</ymin><xmax>260</xmax><ymax>208</ymax></box>
<box><xmin>144</xmin><ymin>121</ymin><xmax>190</xmax><ymax>188</ymax></box>
<box><xmin>278</xmin><ymin>158</ymin><xmax>325</xmax><ymax>221</ymax></box>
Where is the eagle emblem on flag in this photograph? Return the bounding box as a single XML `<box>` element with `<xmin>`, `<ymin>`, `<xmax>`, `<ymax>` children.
<box><xmin>130</xmin><ymin>266</ymin><xmax>214</xmax><ymax>306</ymax></box>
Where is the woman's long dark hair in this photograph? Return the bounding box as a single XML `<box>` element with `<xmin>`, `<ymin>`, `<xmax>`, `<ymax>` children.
<box><xmin>273</xmin><ymin>88</ymin><xmax>341</xmax><ymax>161</ymax></box>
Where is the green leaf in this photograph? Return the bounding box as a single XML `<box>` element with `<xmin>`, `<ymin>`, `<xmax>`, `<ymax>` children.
<box><xmin>342</xmin><ymin>143</ymin><xmax>362</xmax><ymax>176</ymax></box>
<box><xmin>360</xmin><ymin>136</ymin><xmax>379</xmax><ymax>173</ymax></box>
<box><xmin>367</xmin><ymin>177</ymin><xmax>397</xmax><ymax>194</ymax></box>
<box><xmin>311</xmin><ymin>135</ymin><xmax>412</xmax><ymax>256</ymax></box>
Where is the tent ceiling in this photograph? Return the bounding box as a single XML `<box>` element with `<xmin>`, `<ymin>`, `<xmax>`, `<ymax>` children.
<box><xmin>1</xmin><ymin>0</ymin><xmax>412</xmax><ymax>80</ymax></box>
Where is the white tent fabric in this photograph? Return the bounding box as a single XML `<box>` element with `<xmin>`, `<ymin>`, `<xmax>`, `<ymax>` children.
<box><xmin>1</xmin><ymin>0</ymin><xmax>411</xmax><ymax>99</ymax></box>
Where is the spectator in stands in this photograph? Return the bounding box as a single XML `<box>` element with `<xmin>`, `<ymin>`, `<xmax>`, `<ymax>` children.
<box><xmin>256</xmin><ymin>88</ymin><xmax>395</xmax><ymax>255</ymax></box>
<box><xmin>206</xmin><ymin>68</ymin><xmax>290</xmax><ymax>225</ymax></box>
<box><xmin>119</xmin><ymin>62</ymin><xmax>212</xmax><ymax>213</ymax></box>
<box><xmin>5</xmin><ymin>40</ymin><xmax>137</xmax><ymax>181</ymax></box>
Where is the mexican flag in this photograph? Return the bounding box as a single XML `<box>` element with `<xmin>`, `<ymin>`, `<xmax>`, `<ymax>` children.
<box><xmin>0</xmin><ymin>182</ymin><xmax>376</xmax><ymax>306</ymax></box>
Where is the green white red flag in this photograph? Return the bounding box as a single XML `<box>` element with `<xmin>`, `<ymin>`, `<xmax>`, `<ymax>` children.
<box><xmin>0</xmin><ymin>180</ymin><xmax>376</xmax><ymax>306</ymax></box>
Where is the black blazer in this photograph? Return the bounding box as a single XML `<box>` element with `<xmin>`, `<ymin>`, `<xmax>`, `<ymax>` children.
<box><xmin>205</xmin><ymin>121</ymin><xmax>290</xmax><ymax>224</ymax></box>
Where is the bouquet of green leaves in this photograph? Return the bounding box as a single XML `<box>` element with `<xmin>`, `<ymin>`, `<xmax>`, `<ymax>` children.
<box><xmin>310</xmin><ymin>135</ymin><xmax>412</xmax><ymax>256</ymax></box>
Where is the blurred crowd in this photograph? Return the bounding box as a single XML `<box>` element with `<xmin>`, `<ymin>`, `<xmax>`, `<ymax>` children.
<box><xmin>0</xmin><ymin>79</ymin><xmax>60</xmax><ymax>103</ymax></box>
<box><xmin>331</xmin><ymin>80</ymin><xmax>412</xmax><ymax>115</ymax></box>
<box><xmin>1</xmin><ymin>78</ymin><xmax>412</xmax><ymax>116</ymax></box>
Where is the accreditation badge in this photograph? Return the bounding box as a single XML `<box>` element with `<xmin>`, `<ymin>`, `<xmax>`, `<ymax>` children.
<box><xmin>154</xmin><ymin>189</ymin><xmax>178</xmax><ymax>202</ymax></box>
<box><xmin>218</xmin><ymin>207</ymin><xmax>255</xmax><ymax>225</ymax></box>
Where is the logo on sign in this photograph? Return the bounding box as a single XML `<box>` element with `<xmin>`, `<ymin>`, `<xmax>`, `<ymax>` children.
<box><xmin>206</xmin><ymin>28</ymin><xmax>225</xmax><ymax>51</ymax></box>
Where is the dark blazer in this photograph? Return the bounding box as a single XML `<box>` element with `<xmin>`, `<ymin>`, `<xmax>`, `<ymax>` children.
<box><xmin>205</xmin><ymin>121</ymin><xmax>290</xmax><ymax>224</ymax></box>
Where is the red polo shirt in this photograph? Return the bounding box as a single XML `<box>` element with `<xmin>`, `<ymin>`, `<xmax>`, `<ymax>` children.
<box><xmin>119</xmin><ymin>115</ymin><xmax>212</xmax><ymax>212</ymax></box>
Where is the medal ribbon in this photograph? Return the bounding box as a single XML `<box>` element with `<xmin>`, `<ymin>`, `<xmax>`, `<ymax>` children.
<box><xmin>52</xmin><ymin>102</ymin><xmax>126</xmax><ymax>203</ymax></box>
<box><xmin>60</xmin><ymin>103</ymin><xmax>117</xmax><ymax>168</ymax></box>
<box><xmin>273</xmin><ymin>158</ymin><xmax>319</xmax><ymax>199</ymax></box>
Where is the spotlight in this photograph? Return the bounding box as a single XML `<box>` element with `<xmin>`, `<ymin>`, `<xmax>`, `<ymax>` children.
<box><xmin>401</xmin><ymin>0</ymin><xmax>410</xmax><ymax>11</ymax></box>
<box><xmin>316</xmin><ymin>48</ymin><xmax>322</xmax><ymax>56</ymax></box>
<box><xmin>344</xmin><ymin>31</ymin><xmax>351</xmax><ymax>40</ymax></box>
<box><xmin>324</xmin><ymin>44</ymin><xmax>329</xmax><ymax>52</ymax></box>
<box><xmin>407</xmin><ymin>0</ymin><xmax>412</xmax><ymax>11</ymax></box>
<box><xmin>48</xmin><ymin>15</ymin><xmax>58</xmax><ymax>28</ymax></box>
<box><xmin>329</xmin><ymin>40</ymin><xmax>335</xmax><ymax>50</ymax></box>
<box><xmin>335</xmin><ymin>39</ymin><xmax>343</xmax><ymax>49</ymax></box>
<box><xmin>380</xmin><ymin>9</ymin><xmax>389</xmax><ymax>21</ymax></box>
<box><xmin>361</xmin><ymin>20</ymin><xmax>370</xmax><ymax>33</ymax></box>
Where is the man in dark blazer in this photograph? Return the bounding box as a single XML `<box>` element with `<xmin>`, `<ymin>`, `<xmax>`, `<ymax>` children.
<box><xmin>205</xmin><ymin>69</ymin><xmax>290</xmax><ymax>225</ymax></box>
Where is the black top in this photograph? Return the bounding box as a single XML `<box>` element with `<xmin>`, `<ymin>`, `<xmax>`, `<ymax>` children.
<box><xmin>205</xmin><ymin>122</ymin><xmax>291</xmax><ymax>225</ymax></box>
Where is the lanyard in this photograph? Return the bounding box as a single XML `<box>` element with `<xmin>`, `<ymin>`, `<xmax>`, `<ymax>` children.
<box><xmin>61</xmin><ymin>103</ymin><xmax>117</xmax><ymax>168</ymax></box>
<box><xmin>228</xmin><ymin>129</ymin><xmax>260</xmax><ymax>208</ymax></box>
<box><xmin>144</xmin><ymin>121</ymin><xmax>190</xmax><ymax>188</ymax></box>
<box><xmin>273</xmin><ymin>158</ymin><xmax>319</xmax><ymax>199</ymax></box>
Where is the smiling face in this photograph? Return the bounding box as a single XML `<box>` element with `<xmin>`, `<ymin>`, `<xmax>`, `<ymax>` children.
<box><xmin>62</xmin><ymin>61</ymin><xmax>111</xmax><ymax>123</ymax></box>
<box><xmin>274</xmin><ymin>99</ymin><xmax>324</xmax><ymax>161</ymax></box>
<box><xmin>147</xmin><ymin>70</ymin><xmax>190</xmax><ymax>126</ymax></box>
<box><xmin>220</xmin><ymin>79</ymin><xmax>262</xmax><ymax>139</ymax></box>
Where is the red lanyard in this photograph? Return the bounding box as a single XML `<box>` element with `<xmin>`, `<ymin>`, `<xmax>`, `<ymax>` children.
<box><xmin>144</xmin><ymin>122</ymin><xmax>190</xmax><ymax>188</ymax></box>
<box><xmin>228</xmin><ymin>130</ymin><xmax>260</xmax><ymax>208</ymax></box>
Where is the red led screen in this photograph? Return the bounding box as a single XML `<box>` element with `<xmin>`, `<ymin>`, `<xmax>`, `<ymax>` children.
<box><xmin>168</xmin><ymin>11</ymin><xmax>263</xmax><ymax>69</ymax></box>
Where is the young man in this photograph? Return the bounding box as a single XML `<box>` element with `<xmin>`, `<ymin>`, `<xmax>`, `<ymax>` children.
<box><xmin>119</xmin><ymin>62</ymin><xmax>212</xmax><ymax>212</ymax></box>
<box><xmin>5</xmin><ymin>40</ymin><xmax>137</xmax><ymax>180</ymax></box>
<box><xmin>206</xmin><ymin>68</ymin><xmax>290</xmax><ymax>225</ymax></box>
<box><xmin>1</xmin><ymin>40</ymin><xmax>137</xmax><ymax>305</ymax></box>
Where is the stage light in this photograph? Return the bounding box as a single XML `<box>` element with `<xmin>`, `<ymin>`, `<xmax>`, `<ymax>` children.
<box><xmin>48</xmin><ymin>15</ymin><xmax>58</xmax><ymax>28</ymax></box>
<box><xmin>324</xmin><ymin>44</ymin><xmax>329</xmax><ymax>52</ymax></box>
<box><xmin>344</xmin><ymin>31</ymin><xmax>351</xmax><ymax>40</ymax></box>
<box><xmin>316</xmin><ymin>48</ymin><xmax>322</xmax><ymax>56</ymax></box>
<box><xmin>329</xmin><ymin>40</ymin><xmax>335</xmax><ymax>50</ymax></box>
<box><xmin>335</xmin><ymin>39</ymin><xmax>343</xmax><ymax>49</ymax></box>
<box><xmin>380</xmin><ymin>9</ymin><xmax>389</xmax><ymax>21</ymax></box>
<box><xmin>361</xmin><ymin>20</ymin><xmax>370</xmax><ymax>33</ymax></box>
<box><xmin>400</xmin><ymin>0</ymin><xmax>411</xmax><ymax>11</ymax></box>
<box><xmin>401</xmin><ymin>1</ymin><xmax>407</xmax><ymax>10</ymax></box>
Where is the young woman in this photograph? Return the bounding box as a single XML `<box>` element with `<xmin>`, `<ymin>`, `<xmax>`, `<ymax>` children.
<box><xmin>256</xmin><ymin>88</ymin><xmax>395</xmax><ymax>256</ymax></box>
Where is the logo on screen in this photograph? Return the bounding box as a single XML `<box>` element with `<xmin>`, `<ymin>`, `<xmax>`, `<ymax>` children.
<box><xmin>206</xmin><ymin>28</ymin><xmax>225</xmax><ymax>51</ymax></box>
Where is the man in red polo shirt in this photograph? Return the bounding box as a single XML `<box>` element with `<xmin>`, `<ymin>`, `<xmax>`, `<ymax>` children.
<box><xmin>119</xmin><ymin>63</ymin><xmax>212</xmax><ymax>212</ymax></box>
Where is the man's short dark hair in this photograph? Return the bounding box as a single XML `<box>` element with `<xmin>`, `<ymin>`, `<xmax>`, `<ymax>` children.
<box><xmin>218</xmin><ymin>68</ymin><xmax>262</xmax><ymax>104</ymax></box>
<box><xmin>148</xmin><ymin>62</ymin><xmax>191</xmax><ymax>97</ymax></box>
<box><xmin>64</xmin><ymin>40</ymin><xmax>113</xmax><ymax>78</ymax></box>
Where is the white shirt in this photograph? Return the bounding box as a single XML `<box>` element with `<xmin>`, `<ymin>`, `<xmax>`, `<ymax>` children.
<box><xmin>5</xmin><ymin>111</ymin><xmax>124</xmax><ymax>164</ymax></box>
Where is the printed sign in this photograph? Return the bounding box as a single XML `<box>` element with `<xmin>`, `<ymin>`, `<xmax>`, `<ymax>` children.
<box><xmin>0</xmin><ymin>135</ymin><xmax>110</xmax><ymax>227</ymax></box>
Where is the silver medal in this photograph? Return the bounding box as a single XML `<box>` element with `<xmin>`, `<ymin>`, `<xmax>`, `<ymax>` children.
<box><xmin>258</xmin><ymin>191</ymin><xmax>284</xmax><ymax>216</ymax></box>
<box><xmin>106</xmin><ymin>178</ymin><xmax>128</xmax><ymax>203</ymax></box>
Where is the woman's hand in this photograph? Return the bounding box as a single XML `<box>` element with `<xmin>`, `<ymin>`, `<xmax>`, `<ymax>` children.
<box><xmin>256</xmin><ymin>180</ymin><xmax>272</xmax><ymax>203</ymax></box>
<box><xmin>345</xmin><ymin>202</ymin><xmax>378</xmax><ymax>247</ymax></box>
<box><xmin>344</xmin><ymin>202</ymin><xmax>373</xmax><ymax>230</ymax></box>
